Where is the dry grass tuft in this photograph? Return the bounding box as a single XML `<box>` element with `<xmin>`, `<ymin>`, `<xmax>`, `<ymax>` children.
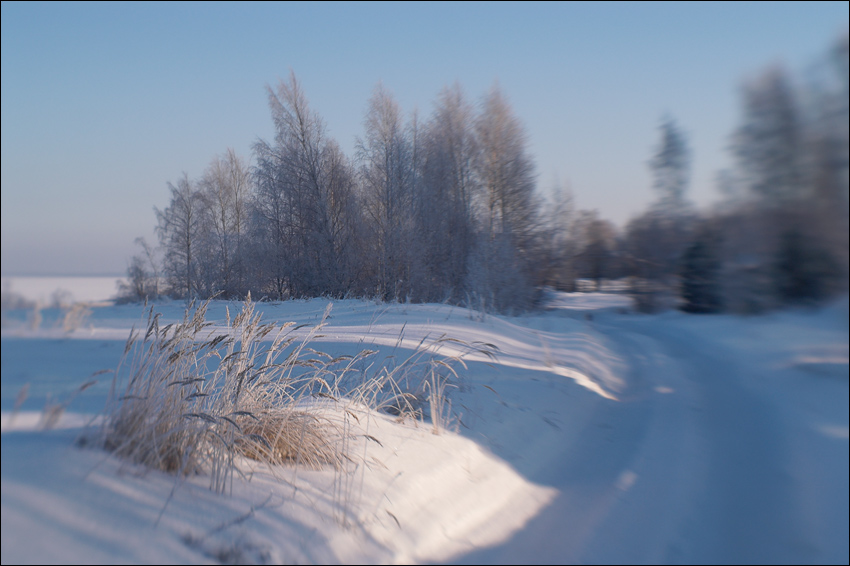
<box><xmin>87</xmin><ymin>295</ymin><xmax>498</xmax><ymax>497</ymax></box>
<box><xmin>237</xmin><ymin>411</ymin><xmax>342</xmax><ymax>468</ymax></box>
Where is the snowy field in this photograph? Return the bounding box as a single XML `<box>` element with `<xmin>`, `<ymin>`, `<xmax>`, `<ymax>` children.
<box><xmin>1</xmin><ymin>275</ymin><xmax>123</xmax><ymax>306</ymax></box>
<box><xmin>1</xmin><ymin>277</ymin><xmax>848</xmax><ymax>564</ymax></box>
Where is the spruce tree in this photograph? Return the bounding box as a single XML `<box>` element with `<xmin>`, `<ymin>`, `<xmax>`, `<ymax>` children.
<box><xmin>680</xmin><ymin>232</ymin><xmax>722</xmax><ymax>313</ymax></box>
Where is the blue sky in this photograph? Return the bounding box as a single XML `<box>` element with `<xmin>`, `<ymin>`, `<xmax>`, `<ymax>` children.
<box><xmin>2</xmin><ymin>1</ymin><xmax>847</xmax><ymax>275</ymax></box>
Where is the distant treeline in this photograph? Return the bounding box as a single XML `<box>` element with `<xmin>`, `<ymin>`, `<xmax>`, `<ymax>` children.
<box><xmin>122</xmin><ymin>33</ymin><xmax>848</xmax><ymax>314</ymax></box>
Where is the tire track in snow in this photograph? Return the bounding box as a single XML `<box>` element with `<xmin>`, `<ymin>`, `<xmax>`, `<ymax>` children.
<box><xmin>454</xmin><ymin>312</ymin><xmax>816</xmax><ymax>564</ymax></box>
<box><xmin>453</xmin><ymin>320</ymin><xmax>680</xmax><ymax>564</ymax></box>
<box><xmin>619</xmin><ymin>319</ymin><xmax>817</xmax><ymax>564</ymax></box>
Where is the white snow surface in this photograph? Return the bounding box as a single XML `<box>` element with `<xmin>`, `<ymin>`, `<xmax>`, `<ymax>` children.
<box><xmin>2</xmin><ymin>275</ymin><xmax>123</xmax><ymax>306</ymax></box>
<box><xmin>1</xmin><ymin>280</ymin><xmax>848</xmax><ymax>564</ymax></box>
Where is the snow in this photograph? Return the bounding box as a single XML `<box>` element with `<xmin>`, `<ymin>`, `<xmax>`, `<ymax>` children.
<box><xmin>2</xmin><ymin>277</ymin><xmax>848</xmax><ymax>564</ymax></box>
<box><xmin>1</xmin><ymin>276</ymin><xmax>123</xmax><ymax>306</ymax></box>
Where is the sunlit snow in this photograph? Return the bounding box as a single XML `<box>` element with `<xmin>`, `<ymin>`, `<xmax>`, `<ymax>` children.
<box><xmin>2</xmin><ymin>277</ymin><xmax>848</xmax><ymax>564</ymax></box>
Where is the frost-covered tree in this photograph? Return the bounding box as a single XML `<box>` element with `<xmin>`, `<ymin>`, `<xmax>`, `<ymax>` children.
<box><xmin>320</xmin><ymin>139</ymin><xmax>363</xmax><ymax>294</ymax></box>
<box><xmin>357</xmin><ymin>83</ymin><xmax>416</xmax><ymax>300</ymax></box>
<box><xmin>467</xmin><ymin>83</ymin><xmax>539</xmax><ymax>311</ymax></box>
<box><xmin>414</xmin><ymin>83</ymin><xmax>476</xmax><ymax>301</ymax></box>
<box><xmin>156</xmin><ymin>173</ymin><xmax>207</xmax><ymax>299</ymax></box>
<box><xmin>474</xmin><ymin>83</ymin><xmax>538</xmax><ymax>246</ymax></box>
<box><xmin>118</xmin><ymin>237</ymin><xmax>160</xmax><ymax>303</ymax></box>
<box><xmin>252</xmin><ymin>135</ymin><xmax>294</xmax><ymax>299</ymax></box>
<box><xmin>252</xmin><ymin>71</ymin><xmax>360</xmax><ymax>298</ymax></box>
<box><xmin>417</xmin><ymin>83</ymin><xmax>478</xmax><ymax>301</ymax></box>
<box><xmin>198</xmin><ymin>149</ymin><xmax>250</xmax><ymax>297</ymax></box>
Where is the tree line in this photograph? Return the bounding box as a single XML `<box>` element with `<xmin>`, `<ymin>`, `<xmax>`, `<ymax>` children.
<box><xmin>126</xmin><ymin>76</ymin><xmax>545</xmax><ymax>312</ymax></box>
<box><xmin>123</xmin><ymin>33</ymin><xmax>848</xmax><ymax>314</ymax></box>
<box><xmin>623</xmin><ymin>32</ymin><xmax>848</xmax><ymax>313</ymax></box>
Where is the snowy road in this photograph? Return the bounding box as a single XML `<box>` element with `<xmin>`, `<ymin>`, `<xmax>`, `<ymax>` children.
<box><xmin>634</xmin><ymin>320</ymin><xmax>813</xmax><ymax>565</ymax></box>
<box><xmin>454</xmin><ymin>311</ymin><xmax>847</xmax><ymax>564</ymax></box>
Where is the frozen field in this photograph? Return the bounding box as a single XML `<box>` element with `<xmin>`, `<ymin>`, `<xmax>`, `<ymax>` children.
<box><xmin>1</xmin><ymin>276</ymin><xmax>123</xmax><ymax>306</ymax></box>
<box><xmin>1</xmin><ymin>278</ymin><xmax>848</xmax><ymax>564</ymax></box>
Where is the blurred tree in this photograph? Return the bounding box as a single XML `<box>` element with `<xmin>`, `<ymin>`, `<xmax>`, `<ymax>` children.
<box><xmin>118</xmin><ymin>237</ymin><xmax>160</xmax><ymax>302</ymax></box>
<box><xmin>649</xmin><ymin>115</ymin><xmax>691</xmax><ymax>215</ymax></box>
<box><xmin>733</xmin><ymin>65</ymin><xmax>804</xmax><ymax>205</ymax></box>
<box><xmin>774</xmin><ymin>227</ymin><xmax>842</xmax><ymax>304</ymax></box>
<box><xmin>574</xmin><ymin>210</ymin><xmax>617</xmax><ymax>291</ymax></box>
<box><xmin>680</xmin><ymin>226</ymin><xmax>723</xmax><ymax>313</ymax></box>
<box><xmin>724</xmin><ymin>44</ymin><xmax>848</xmax><ymax>309</ymax></box>
<box><xmin>540</xmin><ymin>179</ymin><xmax>578</xmax><ymax>291</ymax></box>
<box><xmin>621</xmin><ymin>116</ymin><xmax>695</xmax><ymax>311</ymax></box>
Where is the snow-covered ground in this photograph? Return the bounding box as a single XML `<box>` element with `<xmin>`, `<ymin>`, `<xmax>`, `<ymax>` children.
<box><xmin>1</xmin><ymin>275</ymin><xmax>123</xmax><ymax>306</ymax></box>
<box><xmin>1</xmin><ymin>278</ymin><xmax>848</xmax><ymax>564</ymax></box>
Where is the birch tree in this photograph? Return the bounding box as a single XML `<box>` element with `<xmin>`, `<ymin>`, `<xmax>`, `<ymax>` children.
<box><xmin>357</xmin><ymin>83</ymin><xmax>416</xmax><ymax>300</ymax></box>
<box><xmin>417</xmin><ymin>83</ymin><xmax>478</xmax><ymax>301</ymax></box>
<box><xmin>252</xmin><ymin>71</ymin><xmax>359</xmax><ymax>297</ymax></box>
<box><xmin>467</xmin><ymin>83</ymin><xmax>539</xmax><ymax>311</ymax></box>
<box><xmin>199</xmin><ymin>149</ymin><xmax>250</xmax><ymax>297</ymax></box>
<box><xmin>156</xmin><ymin>173</ymin><xmax>207</xmax><ymax>299</ymax></box>
<box><xmin>474</xmin><ymin>83</ymin><xmax>538</xmax><ymax>245</ymax></box>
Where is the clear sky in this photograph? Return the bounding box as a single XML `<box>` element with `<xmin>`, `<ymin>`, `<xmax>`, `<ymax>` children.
<box><xmin>2</xmin><ymin>1</ymin><xmax>847</xmax><ymax>276</ymax></box>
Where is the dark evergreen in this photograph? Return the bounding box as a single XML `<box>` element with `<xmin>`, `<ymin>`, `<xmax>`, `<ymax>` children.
<box><xmin>774</xmin><ymin>228</ymin><xmax>842</xmax><ymax>304</ymax></box>
<box><xmin>679</xmin><ymin>232</ymin><xmax>722</xmax><ymax>313</ymax></box>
